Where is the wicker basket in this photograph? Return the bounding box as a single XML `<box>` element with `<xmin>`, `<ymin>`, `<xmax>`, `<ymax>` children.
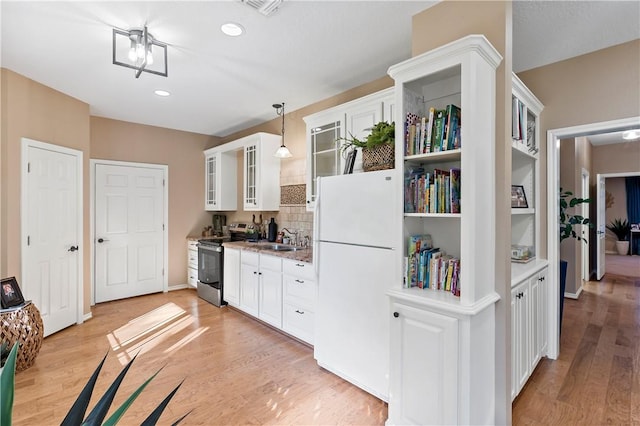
<box><xmin>1</xmin><ymin>301</ymin><xmax>44</xmax><ymax>371</ymax></box>
<box><xmin>362</xmin><ymin>143</ymin><xmax>394</xmax><ymax>172</ymax></box>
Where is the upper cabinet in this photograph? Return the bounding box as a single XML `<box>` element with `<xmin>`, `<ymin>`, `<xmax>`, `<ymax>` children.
<box><xmin>203</xmin><ymin>149</ymin><xmax>237</xmax><ymax>211</ymax></box>
<box><xmin>303</xmin><ymin>88</ymin><xmax>394</xmax><ymax>211</ymax></box>
<box><xmin>511</xmin><ymin>73</ymin><xmax>544</xmax><ymax>279</ymax></box>
<box><xmin>203</xmin><ymin>132</ymin><xmax>281</xmax><ymax>212</ymax></box>
<box><xmin>243</xmin><ymin>133</ymin><xmax>282</xmax><ymax>211</ymax></box>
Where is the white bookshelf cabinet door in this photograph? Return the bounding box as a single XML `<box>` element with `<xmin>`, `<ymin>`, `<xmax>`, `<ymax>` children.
<box><xmin>388</xmin><ymin>302</ymin><xmax>458</xmax><ymax>425</ymax></box>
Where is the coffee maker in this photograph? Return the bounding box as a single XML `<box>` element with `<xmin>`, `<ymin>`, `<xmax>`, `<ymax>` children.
<box><xmin>212</xmin><ymin>214</ymin><xmax>226</xmax><ymax>236</ymax></box>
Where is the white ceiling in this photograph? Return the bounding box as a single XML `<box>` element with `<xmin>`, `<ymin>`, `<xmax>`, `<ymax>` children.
<box><xmin>1</xmin><ymin>1</ymin><xmax>639</xmax><ymax>138</ymax></box>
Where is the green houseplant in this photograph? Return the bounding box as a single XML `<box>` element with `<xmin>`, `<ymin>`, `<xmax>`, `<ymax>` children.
<box><xmin>339</xmin><ymin>121</ymin><xmax>395</xmax><ymax>172</ymax></box>
<box><xmin>606</xmin><ymin>218</ymin><xmax>631</xmax><ymax>255</ymax></box>
<box><xmin>558</xmin><ymin>188</ymin><xmax>592</xmax><ymax>332</ymax></box>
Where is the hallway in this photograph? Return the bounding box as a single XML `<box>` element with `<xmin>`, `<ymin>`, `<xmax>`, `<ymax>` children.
<box><xmin>513</xmin><ymin>272</ymin><xmax>640</xmax><ymax>424</ymax></box>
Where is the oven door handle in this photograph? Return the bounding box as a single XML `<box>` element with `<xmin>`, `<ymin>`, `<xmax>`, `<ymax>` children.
<box><xmin>197</xmin><ymin>244</ymin><xmax>223</xmax><ymax>253</ymax></box>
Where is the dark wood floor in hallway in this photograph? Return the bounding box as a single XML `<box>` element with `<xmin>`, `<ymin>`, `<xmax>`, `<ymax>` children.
<box><xmin>513</xmin><ymin>272</ymin><xmax>640</xmax><ymax>425</ymax></box>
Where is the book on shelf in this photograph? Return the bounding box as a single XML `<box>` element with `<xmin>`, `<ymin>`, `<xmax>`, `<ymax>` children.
<box><xmin>405</xmin><ymin>235</ymin><xmax>460</xmax><ymax>296</ymax></box>
<box><xmin>450</xmin><ymin>168</ymin><xmax>461</xmax><ymax>214</ymax></box>
<box><xmin>404</xmin><ymin>167</ymin><xmax>461</xmax><ymax>214</ymax></box>
<box><xmin>403</xmin><ymin>105</ymin><xmax>461</xmax><ymax>156</ymax></box>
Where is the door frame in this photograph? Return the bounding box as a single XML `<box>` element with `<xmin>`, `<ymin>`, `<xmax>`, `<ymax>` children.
<box><xmin>581</xmin><ymin>168</ymin><xmax>590</xmax><ymax>282</ymax></box>
<box><xmin>546</xmin><ymin>115</ymin><xmax>640</xmax><ymax>360</ymax></box>
<box><xmin>21</xmin><ymin>138</ymin><xmax>84</xmax><ymax>326</ymax></box>
<box><xmin>90</xmin><ymin>159</ymin><xmax>169</xmax><ymax>305</ymax></box>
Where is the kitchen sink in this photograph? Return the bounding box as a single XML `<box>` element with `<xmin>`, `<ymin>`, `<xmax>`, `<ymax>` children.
<box><xmin>263</xmin><ymin>243</ymin><xmax>300</xmax><ymax>252</ymax></box>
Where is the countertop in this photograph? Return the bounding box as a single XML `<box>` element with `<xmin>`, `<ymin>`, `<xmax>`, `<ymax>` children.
<box><xmin>186</xmin><ymin>235</ymin><xmax>229</xmax><ymax>242</ymax></box>
<box><xmin>223</xmin><ymin>241</ymin><xmax>313</xmax><ymax>264</ymax></box>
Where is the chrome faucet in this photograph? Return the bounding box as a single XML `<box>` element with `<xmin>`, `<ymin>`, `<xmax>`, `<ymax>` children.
<box><xmin>281</xmin><ymin>228</ymin><xmax>298</xmax><ymax>246</ymax></box>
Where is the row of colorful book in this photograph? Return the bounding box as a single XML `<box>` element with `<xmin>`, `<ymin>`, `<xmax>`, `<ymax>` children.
<box><xmin>404</xmin><ymin>104</ymin><xmax>461</xmax><ymax>156</ymax></box>
<box><xmin>405</xmin><ymin>234</ymin><xmax>460</xmax><ymax>296</ymax></box>
<box><xmin>404</xmin><ymin>167</ymin><xmax>461</xmax><ymax>214</ymax></box>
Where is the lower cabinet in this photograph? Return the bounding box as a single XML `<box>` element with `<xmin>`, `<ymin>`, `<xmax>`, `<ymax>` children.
<box><xmin>187</xmin><ymin>240</ymin><xmax>198</xmax><ymax>288</ymax></box>
<box><xmin>388</xmin><ymin>301</ymin><xmax>459</xmax><ymax>425</ymax></box>
<box><xmin>282</xmin><ymin>259</ymin><xmax>317</xmax><ymax>344</ymax></box>
<box><xmin>230</xmin><ymin>247</ymin><xmax>317</xmax><ymax>345</ymax></box>
<box><xmin>223</xmin><ymin>247</ymin><xmax>240</xmax><ymax>306</ymax></box>
<box><xmin>511</xmin><ymin>265</ymin><xmax>548</xmax><ymax>400</ymax></box>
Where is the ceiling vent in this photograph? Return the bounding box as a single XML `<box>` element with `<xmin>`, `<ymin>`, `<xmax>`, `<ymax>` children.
<box><xmin>240</xmin><ymin>0</ymin><xmax>283</xmax><ymax>16</ymax></box>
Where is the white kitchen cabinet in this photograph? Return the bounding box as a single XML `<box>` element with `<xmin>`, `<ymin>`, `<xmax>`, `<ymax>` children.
<box><xmin>203</xmin><ymin>149</ymin><xmax>237</xmax><ymax>211</ymax></box>
<box><xmin>282</xmin><ymin>259</ymin><xmax>317</xmax><ymax>344</ymax></box>
<box><xmin>238</xmin><ymin>251</ymin><xmax>283</xmax><ymax>327</ymax></box>
<box><xmin>223</xmin><ymin>247</ymin><xmax>240</xmax><ymax>306</ymax></box>
<box><xmin>387</xmin><ymin>35</ymin><xmax>502</xmax><ymax>425</ymax></box>
<box><xmin>187</xmin><ymin>240</ymin><xmax>198</xmax><ymax>288</ymax></box>
<box><xmin>303</xmin><ymin>87</ymin><xmax>394</xmax><ymax>211</ymax></box>
<box><xmin>243</xmin><ymin>133</ymin><xmax>282</xmax><ymax>211</ymax></box>
<box><xmin>240</xmin><ymin>251</ymin><xmax>260</xmax><ymax>316</ymax></box>
<box><xmin>258</xmin><ymin>254</ymin><xmax>283</xmax><ymax>327</ymax></box>
<box><xmin>511</xmin><ymin>264</ymin><xmax>548</xmax><ymax>400</ymax></box>
<box><xmin>388</xmin><ymin>300</ymin><xmax>459</xmax><ymax>426</ymax></box>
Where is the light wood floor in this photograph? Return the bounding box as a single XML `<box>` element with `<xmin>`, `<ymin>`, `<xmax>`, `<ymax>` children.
<box><xmin>12</xmin><ymin>291</ymin><xmax>387</xmax><ymax>425</ymax></box>
<box><xmin>513</xmin><ymin>272</ymin><xmax>640</xmax><ymax>424</ymax></box>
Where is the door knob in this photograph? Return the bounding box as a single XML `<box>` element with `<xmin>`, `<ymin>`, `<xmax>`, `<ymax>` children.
<box><xmin>68</xmin><ymin>245</ymin><xmax>79</xmax><ymax>252</ymax></box>
<box><xmin>97</xmin><ymin>238</ymin><xmax>108</xmax><ymax>243</ymax></box>
<box><xmin>393</xmin><ymin>312</ymin><xmax>399</xmax><ymax>318</ymax></box>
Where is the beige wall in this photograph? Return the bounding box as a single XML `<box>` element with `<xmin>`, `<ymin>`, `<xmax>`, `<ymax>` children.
<box><xmin>0</xmin><ymin>68</ymin><xmax>91</xmax><ymax>311</ymax></box>
<box><xmin>592</xmin><ymin>140</ymin><xmax>640</xmax><ymax>175</ymax></box>
<box><xmin>90</xmin><ymin>117</ymin><xmax>219</xmax><ymax>286</ymax></box>
<box><xmin>412</xmin><ymin>1</ymin><xmax>512</xmax><ymax>423</ymax></box>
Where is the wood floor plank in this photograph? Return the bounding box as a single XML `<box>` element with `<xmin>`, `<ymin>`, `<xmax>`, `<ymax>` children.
<box><xmin>602</xmin><ymin>355</ymin><xmax>633</xmax><ymax>424</ymax></box>
<box><xmin>10</xmin><ymin>290</ymin><xmax>387</xmax><ymax>425</ymax></box>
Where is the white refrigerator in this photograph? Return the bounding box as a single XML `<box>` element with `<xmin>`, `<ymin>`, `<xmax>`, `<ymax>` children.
<box><xmin>313</xmin><ymin>169</ymin><xmax>397</xmax><ymax>401</ymax></box>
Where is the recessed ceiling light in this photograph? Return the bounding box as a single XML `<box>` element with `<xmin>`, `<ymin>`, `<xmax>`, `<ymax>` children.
<box><xmin>622</xmin><ymin>129</ymin><xmax>640</xmax><ymax>140</ymax></box>
<box><xmin>154</xmin><ymin>90</ymin><xmax>170</xmax><ymax>97</ymax></box>
<box><xmin>221</xmin><ymin>22</ymin><xmax>244</xmax><ymax>37</ymax></box>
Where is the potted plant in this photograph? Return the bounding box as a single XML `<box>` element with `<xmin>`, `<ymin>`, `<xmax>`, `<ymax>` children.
<box><xmin>606</xmin><ymin>218</ymin><xmax>631</xmax><ymax>255</ymax></box>
<box><xmin>559</xmin><ymin>188</ymin><xmax>591</xmax><ymax>331</ymax></box>
<box><xmin>339</xmin><ymin>121</ymin><xmax>395</xmax><ymax>172</ymax></box>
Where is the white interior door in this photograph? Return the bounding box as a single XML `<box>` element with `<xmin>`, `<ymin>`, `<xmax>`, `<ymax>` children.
<box><xmin>596</xmin><ymin>175</ymin><xmax>606</xmax><ymax>279</ymax></box>
<box><xmin>94</xmin><ymin>163</ymin><xmax>165</xmax><ymax>302</ymax></box>
<box><xmin>22</xmin><ymin>140</ymin><xmax>82</xmax><ymax>337</ymax></box>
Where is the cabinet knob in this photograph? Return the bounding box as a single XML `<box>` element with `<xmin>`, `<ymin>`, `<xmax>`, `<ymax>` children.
<box><xmin>258</xmin><ymin>272</ymin><xmax>262</xmax><ymax>275</ymax></box>
<box><xmin>295</xmin><ymin>263</ymin><xmax>305</xmax><ymax>267</ymax></box>
<box><xmin>295</xmin><ymin>310</ymin><xmax>305</xmax><ymax>315</ymax></box>
<box><xmin>295</xmin><ymin>279</ymin><xmax>304</xmax><ymax>283</ymax></box>
<box><xmin>307</xmin><ymin>200</ymin><xmax>310</xmax><ymax>204</ymax></box>
<box><xmin>253</xmin><ymin>271</ymin><xmax>257</xmax><ymax>275</ymax></box>
<box><xmin>393</xmin><ymin>312</ymin><xmax>399</xmax><ymax>318</ymax></box>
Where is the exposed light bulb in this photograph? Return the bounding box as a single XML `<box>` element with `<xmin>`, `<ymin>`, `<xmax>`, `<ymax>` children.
<box><xmin>146</xmin><ymin>45</ymin><xmax>154</xmax><ymax>65</ymax></box>
<box><xmin>136</xmin><ymin>43</ymin><xmax>145</xmax><ymax>59</ymax></box>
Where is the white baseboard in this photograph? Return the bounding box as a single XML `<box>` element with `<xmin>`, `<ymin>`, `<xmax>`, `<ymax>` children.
<box><xmin>564</xmin><ymin>285</ymin><xmax>583</xmax><ymax>300</ymax></box>
<box><xmin>83</xmin><ymin>312</ymin><xmax>93</xmax><ymax>321</ymax></box>
<box><xmin>169</xmin><ymin>284</ymin><xmax>190</xmax><ymax>291</ymax></box>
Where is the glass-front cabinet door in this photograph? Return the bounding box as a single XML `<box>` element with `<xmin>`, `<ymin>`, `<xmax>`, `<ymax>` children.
<box><xmin>205</xmin><ymin>153</ymin><xmax>217</xmax><ymax>209</ymax></box>
<box><xmin>244</xmin><ymin>144</ymin><xmax>257</xmax><ymax>208</ymax></box>
<box><xmin>304</xmin><ymin>112</ymin><xmax>344</xmax><ymax>211</ymax></box>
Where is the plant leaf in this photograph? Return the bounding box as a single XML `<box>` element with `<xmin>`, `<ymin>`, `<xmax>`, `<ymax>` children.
<box><xmin>170</xmin><ymin>409</ymin><xmax>193</xmax><ymax>426</ymax></box>
<box><xmin>102</xmin><ymin>367</ymin><xmax>164</xmax><ymax>426</ymax></box>
<box><xmin>81</xmin><ymin>353</ymin><xmax>138</xmax><ymax>426</ymax></box>
<box><xmin>140</xmin><ymin>380</ymin><xmax>185</xmax><ymax>426</ymax></box>
<box><xmin>0</xmin><ymin>342</ymin><xmax>19</xmax><ymax>426</ymax></box>
<box><xmin>61</xmin><ymin>352</ymin><xmax>109</xmax><ymax>426</ymax></box>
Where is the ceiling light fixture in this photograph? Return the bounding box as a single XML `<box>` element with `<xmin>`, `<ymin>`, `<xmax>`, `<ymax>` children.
<box><xmin>221</xmin><ymin>22</ymin><xmax>244</xmax><ymax>37</ymax></box>
<box><xmin>273</xmin><ymin>102</ymin><xmax>292</xmax><ymax>158</ymax></box>
<box><xmin>622</xmin><ymin>129</ymin><xmax>640</xmax><ymax>140</ymax></box>
<box><xmin>240</xmin><ymin>0</ymin><xmax>283</xmax><ymax>17</ymax></box>
<box><xmin>113</xmin><ymin>25</ymin><xmax>168</xmax><ymax>78</ymax></box>
<box><xmin>154</xmin><ymin>90</ymin><xmax>170</xmax><ymax>97</ymax></box>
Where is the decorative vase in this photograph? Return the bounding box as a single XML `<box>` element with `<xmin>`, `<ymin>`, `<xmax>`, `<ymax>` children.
<box><xmin>615</xmin><ymin>241</ymin><xmax>629</xmax><ymax>255</ymax></box>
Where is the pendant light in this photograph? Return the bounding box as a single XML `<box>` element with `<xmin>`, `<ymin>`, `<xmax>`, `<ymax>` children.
<box><xmin>273</xmin><ymin>102</ymin><xmax>293</xmax><ymax>158</ymax></box>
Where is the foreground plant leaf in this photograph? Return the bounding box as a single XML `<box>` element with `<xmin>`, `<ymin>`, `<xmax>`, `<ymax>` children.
<box><xmin>60</xmin><ymin>352</ymin><xmax>109</xmax><ymax>426</ymax></box>
<box><xmin>0</xmin><ymin>342</ymin><xmax>19</xmax><ymax>426</ymax></box>
<box><xmin>101</xmin><ymin>367</ymin><xmax>163</xmax><ymax>426</ymax></box>
<box><xmin>81</xmin><ymin>353</ymin><xmax>139</xmax><ymax>426</ymax></box>
<box><xmin>140</xmin><ymin>380</ymin><xmax>186</xmax><ymax>426</ymax></box>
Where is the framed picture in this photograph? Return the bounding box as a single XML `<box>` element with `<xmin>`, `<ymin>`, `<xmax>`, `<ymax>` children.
<box><xmin>1</xmin><ymin>276</ymin><xmax>25</xmax><ymax>309</ymax></box>
<box><xmin>343</xmin><ymin>148</ymin><xmax>357</xmax><ymax>175</ymax></box>
<box><xmin>511</xmin><ymin>185</ymin><xmax>529</xmax><ymax>208</ymax></box>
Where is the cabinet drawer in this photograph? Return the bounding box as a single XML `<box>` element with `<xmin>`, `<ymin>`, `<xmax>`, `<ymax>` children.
<box><xmin>187</xmin><ymin>267</ymin><xmax>198</xmax><ymax>288</ymax></box>
<box><xmin>188</xmin><ymin>240</ymin><xmax>199</xmax><ymax>251</ymax></box>
<box><xmin>259</xmin><ymin>254</ymin><xmax>282</xmax><ymax>272</ymax></box>
<box><xmin>188</xmin><ymin>250</ymin><xmax>198</xmax><ymax>267</ymax></box>
<box><xmin>283</xmin><ymin>275</ymin><xmax>316</xmax><ymax>309</ymax></box>
<box><xmin>282</xmin><ymin>259</ymin><xmax>315</xmax><ymax>281</ymax></box>
<box><xmin>241</xmin><ymin>250</ymin><xmax>259</xmax><ymax>267</ymax></box>
<box><xmin>283</xmin><ymin>302</ymin><xmax>314</xmax><ymax>344</ymax></box>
